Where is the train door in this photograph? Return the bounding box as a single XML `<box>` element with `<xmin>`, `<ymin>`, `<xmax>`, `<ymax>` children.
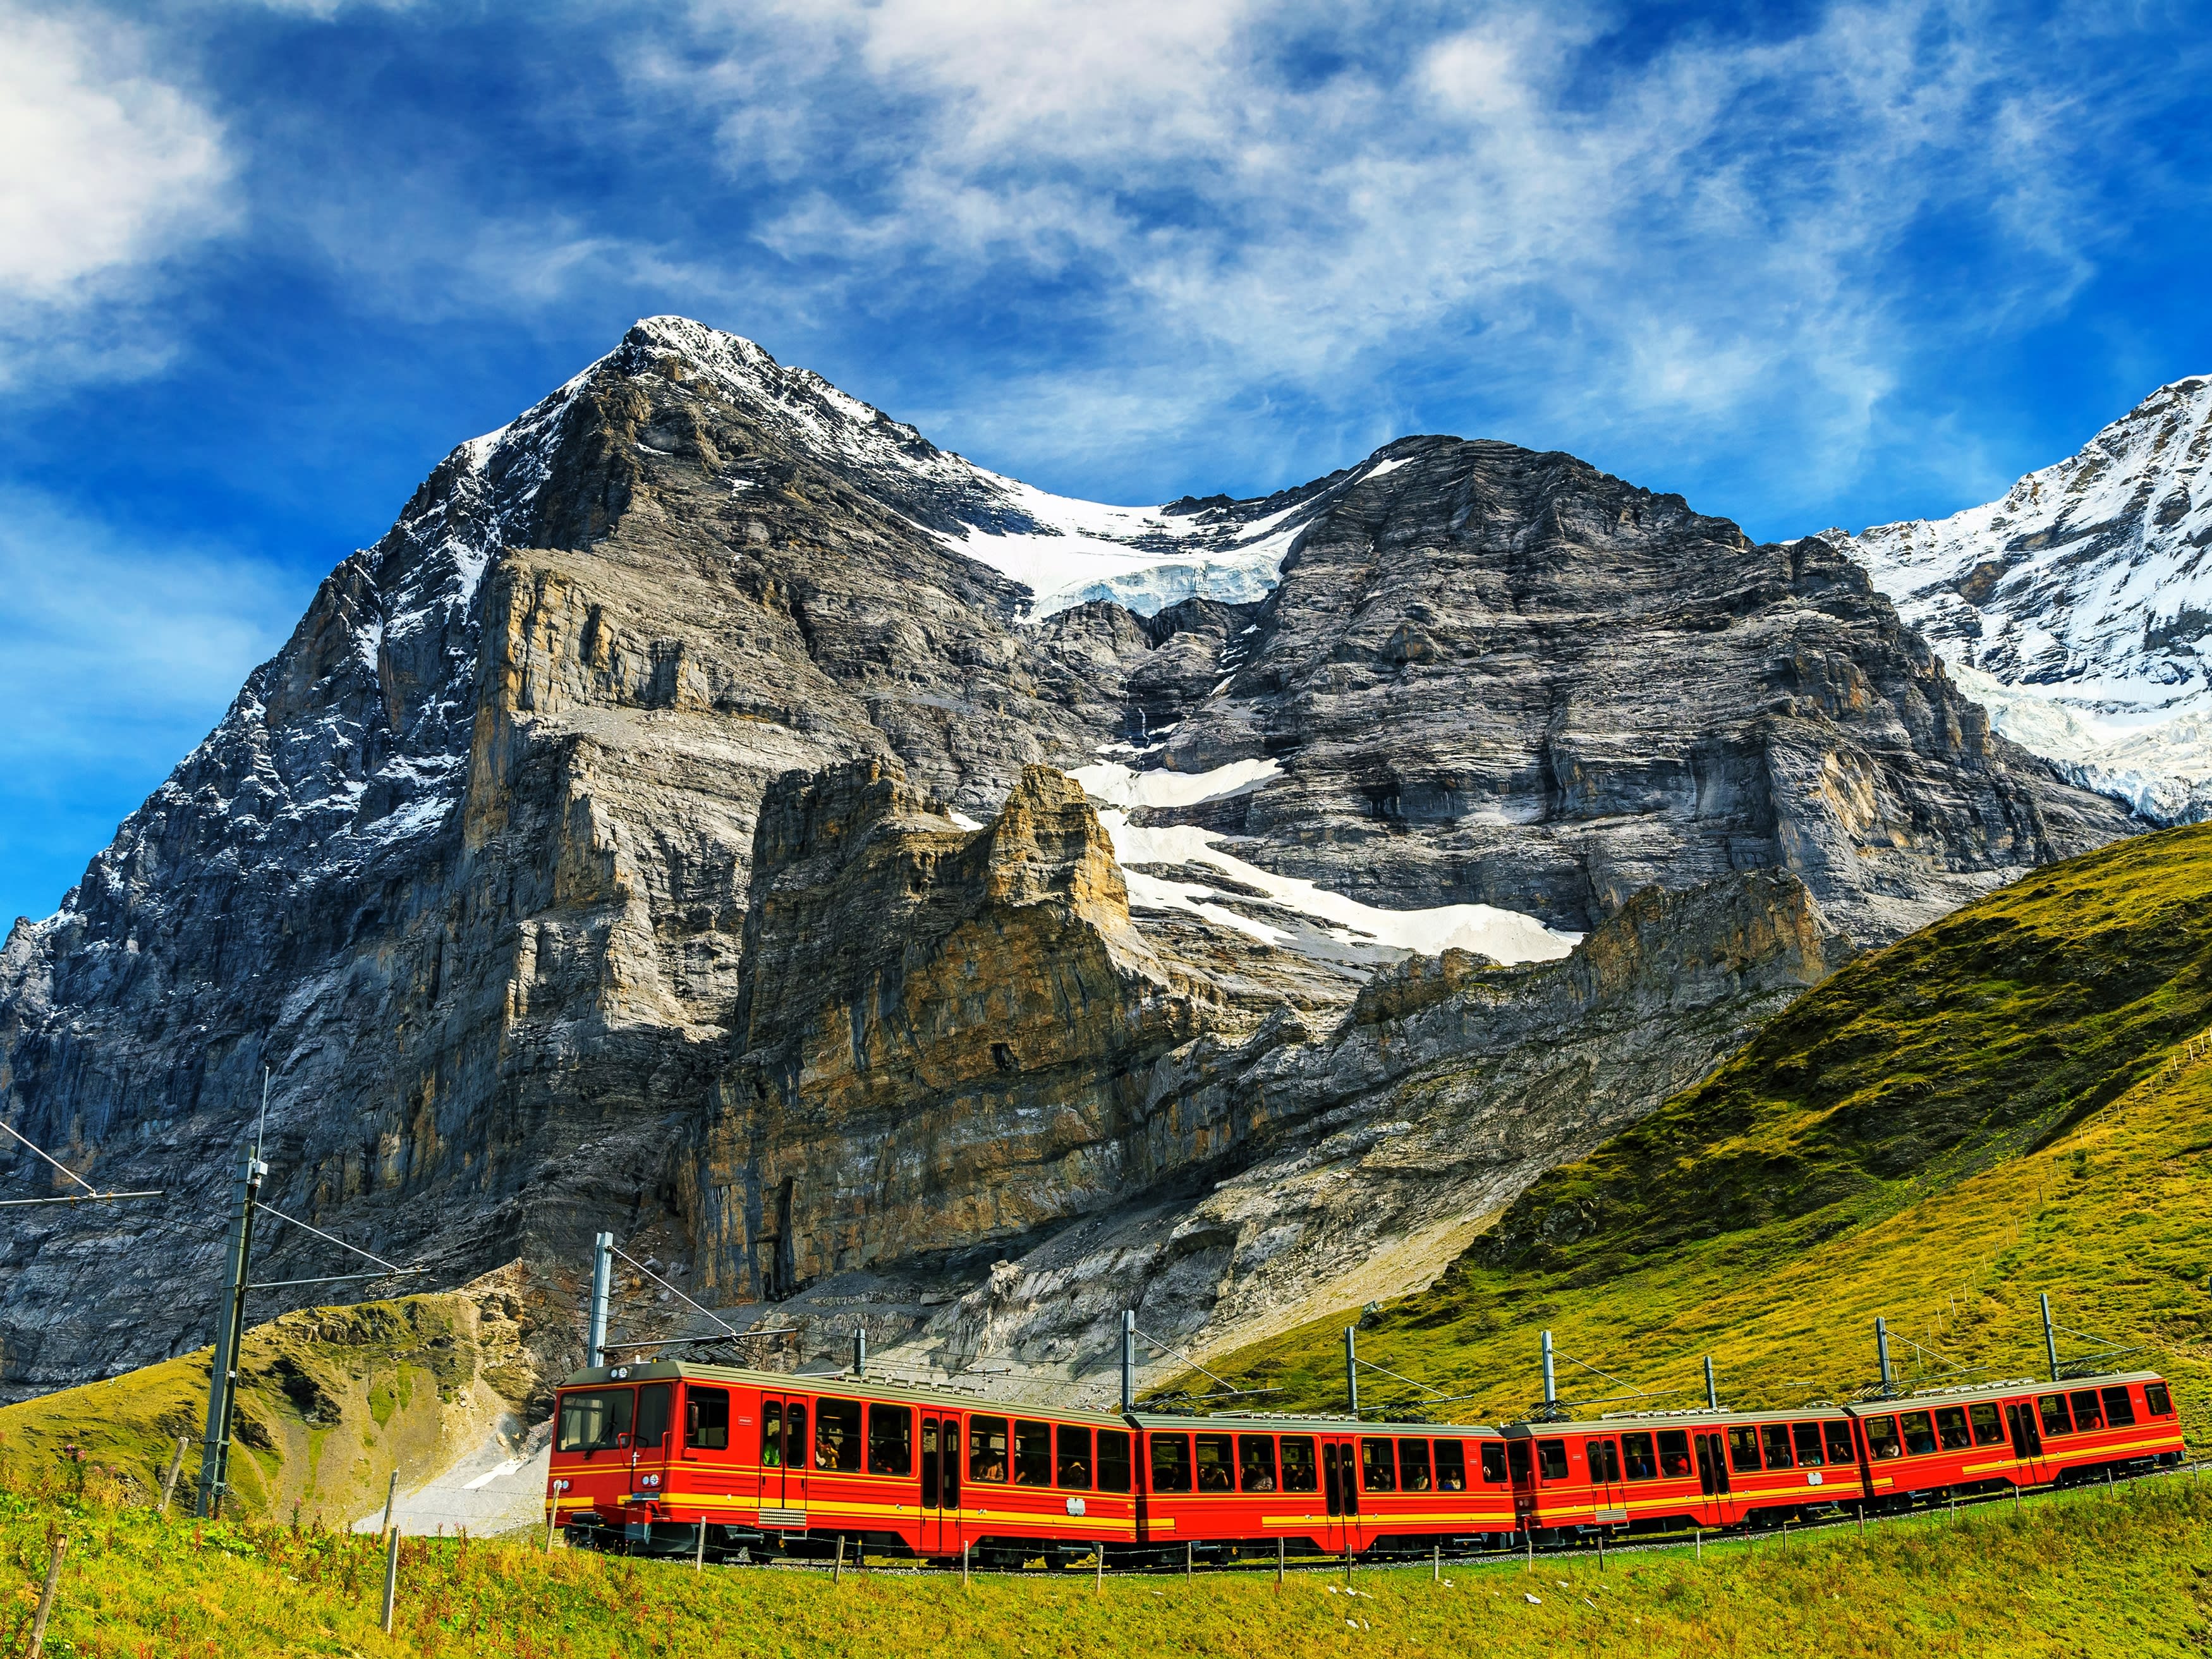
<box><xmin>757</xmin><ymin>1393</ymin><xmax>811</xmax><ymax>1524</ymax></box>
<box><xmin>2003</xmin><ymin>1397</ymin><xmax>2048</xmax><ymax>1488</ymax></box>
<box><xmin>1320</xmin><ymin>1436</ymin><xmax>1361</xmax><ymax>1553</ymax></box>
<box><xmin>1694</xmin><ymin>1431</ymin><xmax>1731</xmax><ymax>1524</ymax></box>
<box><xmin>1585</xmin><ymin>1435</ymin><xmax>1626</xmax><ymax>1526</ymax></box>
<box><xmin>918</xmin><ymin>1414</ymin><xmax>963</xmax><ymax>1558</ymax></box>
<box><xmin>632</xmin><ymin>1382</ymin><xmax>674</xmax><ymax>1508</ymax></box>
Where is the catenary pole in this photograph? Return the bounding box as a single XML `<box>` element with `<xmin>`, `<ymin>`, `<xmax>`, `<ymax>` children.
<box><xmin>195</xmin><ymin>1147</ymin><xmax>265</xmax><ymax>1518</ymax></box>
<box><xmin>1121</xmin><ymin>1310</ymin><xmax>1136</xmax><ymax>1413</ymax></box>
<box><xmin>1875</xmin><ymin>1317</ymin><xmax>1894</xmax><ymax>1396</ymax></box>
<box><xmin>1541</xmin><ymin>1330</ymin><xmax>1557</xmax><ymax>1414</ymax></box>
<box><xmin>588</xmin><ymin>1232</ymin><xmax>614</xmax><ymax>1368</ymax></box>
<box><xmin>2041</xmin><ymin>1292</ymin><xmax>2061</xmax><ymax>1382</ymax></box>
<box><xmin>1345</xmin><ymin>1325</ymin><xmax>1359</xmax><ymax>1420</ymax></box>
<box><xmin>1703</xmin><ymin>1356</ymin><xmax>1718</xmax><ymax>1410</ymax></box>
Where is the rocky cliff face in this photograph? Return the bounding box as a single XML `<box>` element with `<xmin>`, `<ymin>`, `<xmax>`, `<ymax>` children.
<box><xmin>0</xmin><ymin>317</ymin><xmax>2130</xmax><ymax>1402</ymax></box>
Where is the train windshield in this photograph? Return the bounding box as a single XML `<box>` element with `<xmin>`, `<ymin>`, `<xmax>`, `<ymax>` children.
<box><xmin>556</xmin><ymin>1389</ymin><xmax>634</xmax><ymax>1452</ymax></box>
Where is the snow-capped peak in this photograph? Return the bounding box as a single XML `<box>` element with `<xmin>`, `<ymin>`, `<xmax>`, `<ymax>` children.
<box><xmin>1826</xmin><ymin>373</ymin><xmax>2212</xmax><ymax>822</ymax></box>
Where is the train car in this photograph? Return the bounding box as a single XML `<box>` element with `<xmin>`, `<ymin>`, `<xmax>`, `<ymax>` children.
<box><xmin>1844</xmin><ymin>1370</ymin><xmax>2184</xmax><ymax>1509</ymax></box>
<box><xmin>547</xmin><ymin>1359</ymin><xmax>1138</xmax><ymax>1565</ymax></box>
<box><xmin>1127</xmin><ymin>1411</ymin><xmax>1517</xmax><ymax>1560</ymax></box>
<box><xmin>1502</xmin><ymin>1405</ymin><xmax>1869</xmax><ymax>1537</ymax></box>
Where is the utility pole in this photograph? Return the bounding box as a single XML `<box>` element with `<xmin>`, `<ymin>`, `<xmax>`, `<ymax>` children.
<box><xmin>1121</xmin><ymin>1311</ymin><xmax>1136</xmax><ymax>1413</ymax></box>
<box><xmin>1875</xmin><ymin>1316</ymin><xmax>1895</xmax><ymax>1397</ymax></box>
<box><xmin>1703</xmin><ymin>1356</ymin><xmax>1718</xmax><ymax>1410</ymax></box>
<box><xmin>2041</xmin><ymin>1292</ymin><xmax>2060</xmax><ymax>1382</ymax></box>
<box><xmin>1541</xmin><ymin>1330</ymin><xmax>1557</xmax><ymax>1417</ymax></box>
<box><xmin>587</xmin><ymin>1232</ymin><xmax>614</xmax><ymax>1368</ymax></box>
<box><xmin>1344</xmin><ymin>1325</ymin><xmax>1359</xmax><ymax>1420</ymax></box>
<box><xmin>195</xmin><ymin>1147</ymin><xmax>266</xmax><ymax>1519</ymax></box>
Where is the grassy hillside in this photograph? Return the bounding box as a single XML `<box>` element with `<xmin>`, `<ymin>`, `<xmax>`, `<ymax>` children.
<box><xmin>3</xmin><ymin>1453</ymin><xmax>2208</xmax><ymax>1656</ymax></box>
<box><xmin>1192</xmin><ymin>820</ymin><xmax>2212</xmax><ymax>1433</ymax></box>
<box><xmin>0</xmin><ymin>1277</ymin><xmax>538</xmax><ymax>1526</ymax></box>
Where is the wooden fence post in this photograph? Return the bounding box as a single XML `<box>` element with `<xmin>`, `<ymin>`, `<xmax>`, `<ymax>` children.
<box><xmin>159</xmin><ymin>1437</ymin><xmax>188</xmax><ymax>1513</ymax></box>
<box><xmin>381</xmin><ymin>1527</ymin><xmax>401</xmax><ymax>1634</ymax></box>
<box><xmin>27</xmin><ymin>1536</ymin><xmax>67</xmax><ymax>1659</ymax></box>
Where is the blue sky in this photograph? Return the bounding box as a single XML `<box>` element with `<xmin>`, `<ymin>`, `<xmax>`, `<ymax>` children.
<box><xmin>2</xmin><ymin>0</ymin><xmax>2209</xmax><ymax>927</ymax></box>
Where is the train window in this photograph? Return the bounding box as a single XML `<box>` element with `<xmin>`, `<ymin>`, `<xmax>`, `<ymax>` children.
<box><xmin>1194</xmin><ymin>1434</ymin><xmax>1235</xmax><ymax>1493</ymax></box>
<box><xmin>1014</xmin><ymin>1421</ymin><xmax>1053</xmax><ymax>1486</ymax></box>
<box><xmin>1585</xmin><ymin>1439</ymin><xmax>1622</xmax><ymax>1483</ymax></box>
<box><xmin>685</xmin><ymin>1387</ymin><xmax>729</xmax><ymax>1451</ymax></box>
<box><xmin>1361</xmin><ymin>1438</ymin><xmax>1398</xmax><ymax>1492</ymax></box>
<box><xmin>1727</xmin><ymin>1426</ymin><xmax>1763</xmax><ymax>1474</ymax></box>
<box><xmin>1098</xmin><ymin>1430</ymin><xmax>1132</xmax><ymax>1493</ymax></box>
<box><xmin>808</xmin><ymin>1400</ymin><xmax>851</xmax><ymax>1471</ymax></box>
<box><xmin>2067</xmin><ymin>1391</ymin><xmax>2105</xmax><ymax>1433</ymax></box>
<box><xmin>1899</xmin><ymin>1412</ymin><xmax>1936</xmax><ymax>1457</ymax></box>
<box><xmin>1935</xmin><ymin>1407</ymin><xmax>1971</xmax><ymax>1453</ymax></box>
<box><xmin>2146</xmin><ymin>1383</ymin><xmax>2175</xmax><ymax>1418</ymax></box>
<box><xmin>1280</xmin><ymin>1437</ymin><xmax>1318</xmax><ymax>1493</ymax></box>
<box><xmin>970</xmin><ymin>1417</ymin><xmax>1010</xmax><ymax>1483</ymax></box>
<box><xmin>1759</xmin><ymin>1425</ymin><xmax>1793</xmax><ymax>1469</ymax></box>
<box><xmin>1658</xmin><ymin>1430</ymin><xmax>1693</xmax><ymax>1478</ymax></box>
<box><xmin>1534</xmin><ymin>1440</ymin><xmax>1569</xmax><ymax>1483</ymax></box>
<box><xmin>1056</xmin><ymin>1425</ymin><xmax>1093</xmax><ymax>1489</ymax></box>
<box><xmin>1237</xmin><ymin>1436</ymin><xmax>1277</xmax><ymax>1493</ymax></box>
<box><xmin>1969</xmin><ymin>1404</ymin><xmax>2005</xmax><ymax>1448</ymax></box>
<box><xmin>1790</xmin><ymin>1424</ymin><xmax>1823</xmax><ymax>1467</ymax></box>
<box><xmin>867</xmin><ymin>1404</ymin><xmax>911</xmax><ymax>1476</ymax></box>
<box><xmin>2101</xmin><ymin>1387</ymin><xmax>2136</xmax><ymax>1428</ymax></box>
<box><xmin>2038</xmin><ymin>1395</ymin><xmax>2072</xmax><ymax>1437</ymax></box>
<box><xmin>921</xmin><ymin>1420</ymin><xmax>940</xmax><ymax>1507</ymax></box>
<box><xmin>1395</xmin><ymin>1439</ymin><xmax>1431</xmax><ymax>1492</ymax></box>
<box><xmin>1481</xmin><ymin>1442</ymin><xmax>1510</xmax><ymax>1485</ymax></box>
<box><xmin>556</xmin><ymin>1389</ymin><xmax>633</xmax><ymax>1453</ymax></box>
<box><xmin>1618</xmin><ymin>1432</ymin><xmax>1656</xmax><ymax>1481</ymax></box>
<box><xmin>817</xmin><ymin>1400</ymin><xmax>863</xmax><ymax>1472</ymax></box>
<box><xmin>1824</xmin><ymin>1422</ymin><xmax>1855</xmax><ymax>1465</ymax></box>
<box><xmin>635</xmin><ymin>1385</ymin><xmax>672</xmax><ymax>1451</ymax></box>
<box><xmin>1863</xmin><ymin>1416</ymin><xmax>1901</xmax><ymax>1460</ymax></box>
<box><xmin>1150</xmin><ymin>1434</ymin><xmax>1192</xmax><ymax>1493</ymax></box>
<box><xmin>1435</xmin><ymin>1440</ymin><xmax>1469</xmax><ymax>1491</ymax></box>
<box><xmin>761</xmin><ymin>1400</ymin><xmax>782</xmax><ymax>1468</ymax></box>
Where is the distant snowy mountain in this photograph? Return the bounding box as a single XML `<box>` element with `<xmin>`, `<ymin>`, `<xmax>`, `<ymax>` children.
<box><xmin>1824</xmin><ymin>374</ymin><xmax>2212</xmax><ymax>822</ymax></box>
<box><xmin>614</xmin><ymin>316</ymin><xmax>1337</xmax><ymax>618</ymax></box>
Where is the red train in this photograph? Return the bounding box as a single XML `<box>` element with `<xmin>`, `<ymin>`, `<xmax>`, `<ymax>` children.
<box><xmin>544</xmin><ymin>1360</ymin><xmax>2184</xmax><ymax>1563</ymax></box>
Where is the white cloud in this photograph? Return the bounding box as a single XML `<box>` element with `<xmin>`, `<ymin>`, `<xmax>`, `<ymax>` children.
<box><xmin>638</xmin><ymin>0</ymin><xmax>2189</xmax><ymax>493</ymax></box>
<box><xmin>0</xmin><ymin>3</ymin><xmax>236</xmax><ymax>383</ymax></box>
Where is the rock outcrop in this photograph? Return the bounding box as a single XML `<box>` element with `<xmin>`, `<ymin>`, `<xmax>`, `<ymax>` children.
<box><xmin>1116</xmin><ymin>437</ymin><xmax>2132</xmax><ymax>943</ymax></box>
<box><xmin>0</xmin><ymin>317</ymin><xmax>2132</xmax><ymax>1402</ymax></box>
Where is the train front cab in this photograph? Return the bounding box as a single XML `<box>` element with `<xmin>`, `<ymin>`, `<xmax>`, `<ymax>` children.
<box><xmin>547</xmin><ymin>1362</ymin><xmax>1140</xmax><ymax>1565</ymax></box>
<box><xmin>1844</xmin><ymin>1370</ymin><xmax>2183</xmax><ymax>1510</ymax></box>
<box><xmin>1505</xmin><ymin>1407</ymin><xmax>1867</xmax><ymax>1539</ymax></box>
<box><xmin>1130</xmin><ymin>1414</ymin><xmax>1516</xmax><ymax>1561</ymax></box>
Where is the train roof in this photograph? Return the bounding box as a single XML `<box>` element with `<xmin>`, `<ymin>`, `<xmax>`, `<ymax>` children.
<box><xmin>1846</xmin><ymin>1370</ymin><xmax>2164</xmax><ymax>1409</ymax></box>
<box><xmin>1128</xmin><ymin>1411</ymin><xmax>1504</xmax><ymax>1437</ymax></box>
<box><xmin>554</xmin><ymin>1361</ymin><xmax>1500</xmax><ymax>1435</ymax></box>
<box><xmin>1503</xmin><ymin>1402</ymin><xmax>1853</xmax><ymax>1437</ymax></box>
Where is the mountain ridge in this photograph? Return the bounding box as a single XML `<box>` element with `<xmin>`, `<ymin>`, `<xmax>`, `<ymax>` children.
<box><xmin>1826</xmin><ymin>372</ymin><xmax>2212</xmax><ymax>823</ymax></box>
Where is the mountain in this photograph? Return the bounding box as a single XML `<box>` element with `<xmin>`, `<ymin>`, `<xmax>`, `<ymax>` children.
<box><xmin>1826</xmin><ymin>374</ymin><xmax>2212</xmax><ymax>822</ymax></box>
<box><xmin>0</xmin><ymin>318</ymin><xmax>2128</xmax><ymax>1402</ymax></box>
